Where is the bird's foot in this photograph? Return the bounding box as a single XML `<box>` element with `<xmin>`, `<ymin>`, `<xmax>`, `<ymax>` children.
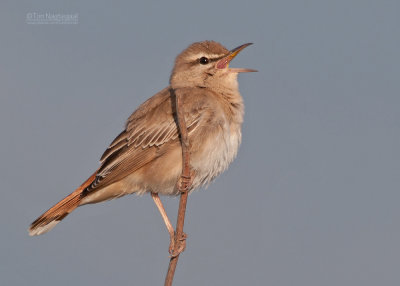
<box><xmin>177</xmin><ymin>169</ymin><xmax>195</xmax><ymax>192</ymax></box>
<box><xmin>169</xmin><ymin>232</ymin><xmax>187</xmax><ymax>257</ymax></box>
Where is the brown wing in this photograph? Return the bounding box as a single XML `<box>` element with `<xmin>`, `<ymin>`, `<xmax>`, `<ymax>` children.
<box><xmin>86</xmin><ymin>87</ymin><xmax>204</xmax><ymax>192</ymax></box>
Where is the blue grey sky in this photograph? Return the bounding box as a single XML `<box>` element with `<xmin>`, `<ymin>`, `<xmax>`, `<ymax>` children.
<box><xmin>1</xmin><ymin>1</ymin><xmax>399</xmax><ymax>285</ymax></box>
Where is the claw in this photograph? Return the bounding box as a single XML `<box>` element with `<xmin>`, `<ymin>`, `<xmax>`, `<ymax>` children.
<box><xmin>168</xmin><ymin>236</ymin><xmax>175</xmax><ymax>255</ymax></box>
<box><xmin>169</xmin><ymin>232</ymin><xmax>187</xmax><ymax>257</ymax></box>
<box><xmin>176</xmin><ymin>169</ymin><xmax>195</xmax><ymax>192</ymax></box>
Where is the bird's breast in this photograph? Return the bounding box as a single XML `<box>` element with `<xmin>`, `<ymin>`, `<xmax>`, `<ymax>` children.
<box><xmin>190</xmin><ymin>121</ymin><xmax>242</xmax><ymax>189</ymax></box>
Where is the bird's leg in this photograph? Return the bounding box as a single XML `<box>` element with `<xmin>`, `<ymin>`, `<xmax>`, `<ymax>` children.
<box><xmin>167</xmin><ymin>169</ymin><xmax>195</xmax><ymax>257</ymax></box>
<box><xmin>150</xmin><ymin>192</ymin><xmax>177</xmax><ymax>255</ymax></box>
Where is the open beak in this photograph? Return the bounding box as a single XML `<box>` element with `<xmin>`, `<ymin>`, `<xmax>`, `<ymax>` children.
<box><xmin>216</xmin><ymin>43</ymin><xmax>257</xmax><ymax>73</ymax></box>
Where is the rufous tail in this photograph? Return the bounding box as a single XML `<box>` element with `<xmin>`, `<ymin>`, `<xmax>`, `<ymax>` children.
<box><xmin>28</xmin><ymin>172</ymin><xmax>97</xmax><ymax>236</ymax></box>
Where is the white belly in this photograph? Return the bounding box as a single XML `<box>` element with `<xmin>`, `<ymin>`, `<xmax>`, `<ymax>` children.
<box><xmin>191</xmin><ymin>124</ymin><xmax>242</xmax><ymax>189</ymax></box>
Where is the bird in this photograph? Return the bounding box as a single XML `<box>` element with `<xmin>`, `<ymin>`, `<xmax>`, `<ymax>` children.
<box><xmin>28</xmin><ymin>41</ymin><xmax>256</xmax><ymax>241</ymax></box>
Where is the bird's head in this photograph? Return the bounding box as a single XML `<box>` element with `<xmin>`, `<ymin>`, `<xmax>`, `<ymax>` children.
<box><xmin>170</xmin><ymin>41</ymin><xmax>256</xmax><ymax>91</ymax></box>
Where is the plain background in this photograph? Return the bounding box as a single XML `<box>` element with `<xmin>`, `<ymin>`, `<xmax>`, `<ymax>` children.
<box><xmin>1</xmin><ymin>1</ymin><xmax>399</xmax><ymax>285</ymax></box>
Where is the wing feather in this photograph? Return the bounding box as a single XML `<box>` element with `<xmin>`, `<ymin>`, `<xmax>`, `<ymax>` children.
<box><xmin>86</xmin><ymin>87</ymin><xmax>205</xmax><ymax>192</ymax></box>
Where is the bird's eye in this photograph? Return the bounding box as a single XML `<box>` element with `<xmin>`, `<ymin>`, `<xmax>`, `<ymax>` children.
<box><xmin>199</xmin><ymin>57</ymin><xmax>209</xmax><ymax>65</ymax></box>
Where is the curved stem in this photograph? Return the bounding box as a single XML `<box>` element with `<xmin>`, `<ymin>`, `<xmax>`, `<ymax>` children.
<box><xmin>164</xmin><ymin>90</ymin><xmax>192</xmax><ymax>286</ymax></box>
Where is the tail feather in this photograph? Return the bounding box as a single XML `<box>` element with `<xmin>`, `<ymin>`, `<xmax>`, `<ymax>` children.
<box><xmin>28</xmin><ymin>172</ymin><xmax>97</xmax><ymax>236</ymax></box>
